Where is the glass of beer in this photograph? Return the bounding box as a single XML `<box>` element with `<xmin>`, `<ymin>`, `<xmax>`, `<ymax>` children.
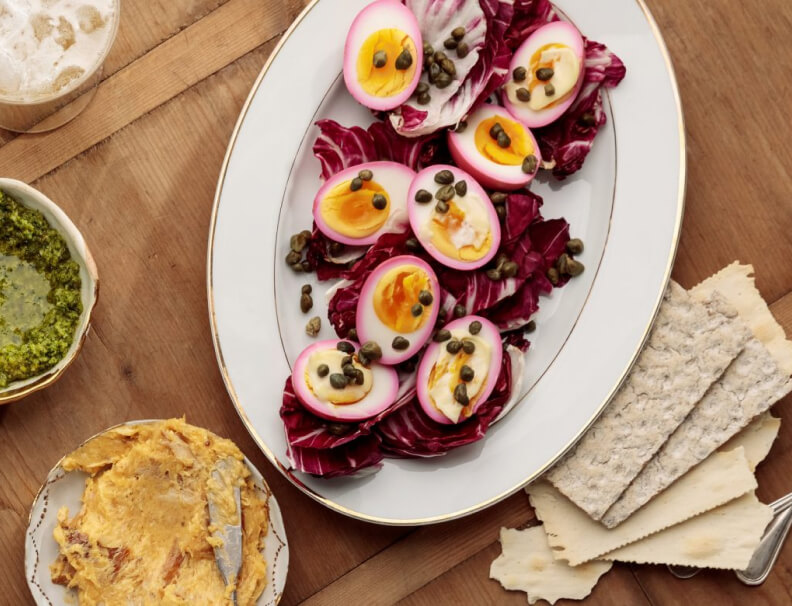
<box><xmin>0</xmin><ymin>0</ymin><xmax>120</xmax><ymax>133</ymax></box>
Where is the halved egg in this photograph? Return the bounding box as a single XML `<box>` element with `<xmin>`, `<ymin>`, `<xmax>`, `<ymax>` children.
<box><xmin>292</xmin><ymin>339</ymin><xmax>399</xmax><ymax>421</ymax></box>
<box><xmin>417</xmin><ymin>316</ymin><xmax>503</xmax><ymax>425</ymax></box>
<box><xmin>502</xmin><ymin>21</ymin><xmax>585</xmax><ymax>128</ymax></box>
<box><xmin>356</xmin><ymin>255</ymin><xmax>440</xmax><ymax>365</ymax></box>
<box><xmin>407</xmin><ymin>165</ymin><xmax>501</xmax><ymax>270</ymax></box>
<box><xmin>448</xmin><ymin>104</ymin><xmax>542</xmax><ymax>190</ymax></box>
<box><xmin>344</xmin><ymin>0</ymin><xmax>423</xmax><ymax>111</ymax></box>
<box><xmin>313</xmin><ymin>161</ymin><xmax>416</xmax><ymax>246</ymax></box>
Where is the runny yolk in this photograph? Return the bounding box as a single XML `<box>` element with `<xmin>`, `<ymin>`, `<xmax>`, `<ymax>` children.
<box><xmin>320</xmin><ymin>180</ymin><xmax>390</xmax><ymax>238</ymax></box>
<box><xmin>430</xmin><ymin>201</ymin><xmax>492</xmax><ymax>262</ymax></box>
<box><xmin>373</xmin><ymin>265</ymin><xmax>431</xmax><ymax>333</ymax></box>
<box><xmin>356</xmin><ymin>29</ymin><xmax>417</xmax><ymax>98</ymax></box>
<box><xmin>526</xmin><ymin>43</ymin><xmax>578</xmax><ymax>109</ymax></box>
<box><xmin>474</xmin><ymin>116</ymin><xmax>535</xmax><ymax>166</ymax></box>
<box><xmin>428</xmin><ymin>349</ymin><xmax>487</xmax><ymax>419</ymax></box>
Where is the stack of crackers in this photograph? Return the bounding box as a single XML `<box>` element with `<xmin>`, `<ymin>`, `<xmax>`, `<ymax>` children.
<box><xmin>491</xmin><ymin>263</ymin><xmax>792</xmax><ymax>604</ymax></box>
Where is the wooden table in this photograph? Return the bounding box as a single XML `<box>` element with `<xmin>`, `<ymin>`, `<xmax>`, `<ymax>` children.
<box><xmin>2</xmin><ymin>1</ymin><xmax>792</xmax><ymax>604</ymax></box>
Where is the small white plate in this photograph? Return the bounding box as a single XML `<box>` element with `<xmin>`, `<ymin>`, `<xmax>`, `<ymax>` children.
<box><xmin>208</xmin><ymin>0</ymin><xmax>685</xmax><ymax>524</ymax></box>
<box><xmin>25</xmin><ymin>421</ymin><xmax>289</xmax><ymax>606</ymax></box>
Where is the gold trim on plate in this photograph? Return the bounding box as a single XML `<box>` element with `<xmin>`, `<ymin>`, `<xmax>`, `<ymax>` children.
<box><xmin>206</xmin><ymin>0</ymin><xmax>686</xmax><ymax>525</ymax></box>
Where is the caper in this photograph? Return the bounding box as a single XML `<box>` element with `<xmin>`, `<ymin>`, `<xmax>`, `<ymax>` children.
<box><xmin>306</xmin><ymin>316</ymin><xmax>321</xmax><ymax>337</ymax></box>
<box><xmin>454</xmin><ymin>180</ymin><xmax>467</xmax><ymax>197</ymax></box>
<box><xmin>579</xmin><ymin>112</ymin><xmax>596</xmax><ymax>127</ymax></box>
<box><xmin>456</xmin><ymin>42</ymin><xmax>469</xmax><ymax>58</ymax></box>
<box><xmin>290</xmin><ymin>263</ymin><xmax>304</xmax><ymax>273</ymax></box>
<box><xmin>317</xmin><ymin>364</ymin><xmax>329</xmax><ymax>378</ymax></box>
<box><xmin>301</xmin><ymin>260</ymin><xmax>312</xmax><ymax>273</ymax></box>
<box><xmin>455</xmin><ymin>120</ymin><xmax>468</xmax><ymax>133</ymax></box>
<box><xmin>536</xmin><ymin>67</ymin><xmax>554</xmax><ymax>81</ymax></box>
<box><xmin>286</xmin><ymin>250</ymin><xmax>301</xmax><ymax>265</ymax></box>
<box><xmin>434</xmin><ymin>170</ymin><xmax>455</xmax><ymax>185</ymax></box>
<box><xmin>417</xmin><ymin>92</ymin><xmax>432</xmax><ymax>105</ymax></box>
<box><xmin>513</xmin><ymin>66</ymin><xmax>527</xmax><ymax>82</ymax></box>
<box><xmin>329</xmin><ymin>241</ymin><xmax>344</xmax><ymax>256</ymax></box>
<box><xmin>329</xmin><ymin>373</ymin><xmax>348</xmax><ymax>389</ymax></box>
<box><xmin>300</xmin><ymin>293</ymin><xmax>313</xmax><ymax>313</ymax></box>
<box><xmin>327</xmin><ymin>422</ymin><xmax>351</xmax><ymax>436</ymax></box>
<box><xmin>300</xmin><ymin>229</ymin><xmax>312</xmax><ymax>241</ymax></box>
<box><xmin>460</xmin><ymin>365</ymin><xmax>475</xmax><ymax>382</ymax></box>
<box><xmin>428</xmin><ymin>62</ymin><xmax>441</xmax><ymax>83</ymax></box>
<box><xmin>516</xmin><ymin>87</ymin><xmax>531</xmax><ymax>102</ymax></box>
<box><xmin>440</xmin><ymin>58</ymin><xmax>456</xmax><ymax>76</ymax></box>
<box><xmin>301</xmin><ymin>284</ymin><xmax>312</xmax><ymax>295</ymax></box>
<box><xmin>372</xmin><ymin>193</ymin><xmax>388</xmax><ymax>210</ymax></box>
<box><xmin>395</xmin><ymin>49</ymin><xmax>413</xmax><ymax>70</ymax></box>
<box><xmin>522</xmin><ymin>154</ymin><xmax>538</xmax><ymax>174</ymax></box>
<box><xmin>495</xmin><ymin>204</ymin><xmax>507</xmax><ymax>221</ymax></box>
<box><xmin>486</xmin><ymin>268</ymin><xmax>502</xmax><ymax>281</ymax></box>
<box><xmin>469</xmin><ymin>320</ymin><xmax>482</xmax><ymax>335</ymax></box>
<box><xmin>416</xmin><ymin>81</ymin><xmax>430</xmax><ymax>95</ymax></box>
<box><xmin>435</xmin><ymin>200</ymin><xmax>450</xmax><ymax>214</ymax></box>
<box><xmin>434</xmin><ymin>72</ymin><xmax>452</xmax><ymax>88</ymax></box>
<box><xmin>359</xmin><ymin>169</ymin><xmax>373</xmax><ymax>181</ymax></box>
<box><xmin>337</xmin><ymin>341</ymin><xmax>355</xmax><ymax>354</ymax></box>
<box><xmin>452</xmin><ymin>26</ymin><xmax>466</xmax><ymax>40</ymax></box>
<box><xmin>342</xmin><ymin>364</ymin><xmax>358</xmax><ymax>378</ymax></box>
<box><xmin>347</xmin><ymin>328</ymin><xmax>358</xmax><ymax>341</ymax></box>
<box><xmin>435</xmin><ymin>184</ymin><xmax>455</xmax><ymax>202</ymax></box>
<box><xmin>341</xmin><ymin>355</ymin><xmax>353</xmax><ymax>367</ymax></box>
<box><xmin>489</xmin><ymin>122</ymin><xmax>504</xmax><ymax>139</ymax></box>
<box><xmin>444</xmin><ymin>38</ymin><xmax>458</xmax><ymax>50</ymax></box>
<box><xmin>497</xmin><ymin>131</ymin><xmax>511</xmax><ymax>149</ymax></box>
<box><xmin>392</xmin><ymin>336</ymin><xmax>410</xmax><ymax>350</ymax></box>
<box><xmin>453</xmin><ymin>304</ymin><xmax>466</xmax><ymax>318</ymax></box>
<box><xmin>411</xmin><ymin>303</ymin><xmax>424</xmax><ymax>317</ymax></box>
<box><xmin>434</xmin><ymin>329</ymin><xmax>452</xmax><ymax>342</ymax></box>
<box><xmin>433</xmin><ymin>50</ymin><xmax>448</xmax><ymax>63</ymax></box>
<box><xmin>495</xmin><ymin>253</ymin><xmax>509</xmax><ymax>270</ymax></box>
<box><xmin>556</xmin><ymin>253</ymin><xmax>571</xmax><ymax>275</ymax></box>
<box><xmin>547</xmin><ymin>267</ymin><xmax>560</xmax><ymax>286</ymax></box>
<box><xmin>438</xmin><ymin>308</ymin><xmax>448</xmax><ymax>322</ymax></box>
<box><xmin>418</xmin><ymin>290</ymin><xmax>434</xmax><ymax>306</ymax></box>
<box><xmin>350</xmin><ymin>177</ymin><xmax>363</xmax><ymax>191</ymax></box>
<box><xmin>399</xmin><ymin>357</ymin><xmax>418</xmax><ymax>373</ymax></box>
<box><xmin>353</xmin><ymin>369</ymin><xmax>365</xmax><ymax>385</ymax></box>
<box><xmin>357</xmin><ymin>352</ymin><xmax>371</xmax><ymax>367</ymax></box>
<box><xmin>490</xmin><ymin>192</ymin><xmax>508</xmax><ymax>204</ymax></box>
<box><xmin>446</xmin><ymin>339</ymin><xmax>462</xmax><ymax>354</ymax></box>
<box><xmin>502</xmin><ymin>261</ymin><xmax>519</xmax><ymax>278</ymax></box>
<box><xmin>526</xmin><ymin>320</ymin><xmax>536</xmax><ymax>334</ymax></box>
<box><xmin>566</xmin><ymin>258</ymin><xmax>585</xmax><ymax>277</ymax></box>
<box><xmin>406</xmin><ymin>237</ymin><xmax>421</xmax><ymax>252</ymax></box>
<box><xmin>360</xmin><ymin>341</ymin><xmax>383</xmax><ymax>361</ymax></box>
<box><xmin>462</xmin><ymin>339</ymin><xmax>476</xmax><ymax>354</ymax></box>
<box><xmin>544</xmin><ymin>83</ymin><xmax>556</xmax><ymax>96</ymax></box>
<box><xmin>454</xmin><ymin>383</ymin><xmax>469</xmax><ymax>406</ymax></box>
<box><xmin>415</xmin><ymin>189</ymin><xmax>433</xmax><ymax>203</ymax></box>
<box><xmin>290</xmin><ymin>232</ymin><xmax>308</xmax><ymax>253</ymax></box>
<box><xmin>373</xmin><ymin>50</ymin><xmax>388</xmax><ymax>68</ymax></box>
<box><xmin>423</xmin><ymin>42</ymin><xmax>434</xmax><ymax>56</ymax></box>
<box><xmin>566</xmin><ymin>238</ymin><xmax>584</xmax><ymax>255</ymax></box>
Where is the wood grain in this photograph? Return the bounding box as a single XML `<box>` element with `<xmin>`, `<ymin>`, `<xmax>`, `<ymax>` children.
<box><xmin>2</xmin><ymin>0</ymin><xmax>792</xmax><ymax>605</ymax></box>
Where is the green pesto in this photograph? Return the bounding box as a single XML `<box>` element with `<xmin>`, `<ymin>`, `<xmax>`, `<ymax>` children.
<box><xmin>0</xmin><ymin>190</ymin><xmax>83</xmax><ymax>388</ymax></box>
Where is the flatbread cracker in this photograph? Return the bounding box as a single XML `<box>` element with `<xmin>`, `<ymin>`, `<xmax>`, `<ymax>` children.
<box><xmin>490</xmin><ymin>527</ymin><xmax>612</xmax><ymax>604</ymax></box>
<box><xmin>721</xmin><ymin>412</ymin><xmax>780</xmax><ymax>470</ymax></box>
<box><xmin>600</xmin><ymin>493</ymin><xmax>772</xmax><ymax>570</ymax></box>
<box><xmin>546</xmin><ymin>282</ymin><xmax>750</xmax><ymax>520</ymax></box>
<box><xmin>529</xmin><ymin>448</ymin><xmax>757</xmax><ymax>565</ymax></box>
<box><xmin>691</xmin><ymin>263</ymin><xmax>792</xmax><ymax>374</ymax></box>
<box><xmin>602</xmin><ymin>338</ymin><xmax>792</xmax><ymax>527</ymax></box>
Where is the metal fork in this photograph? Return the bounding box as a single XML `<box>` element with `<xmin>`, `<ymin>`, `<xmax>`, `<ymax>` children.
<box><xmin>668</xmin><ymin>491</ymin><xmax>792</xmax><ymax>584</ymax></box>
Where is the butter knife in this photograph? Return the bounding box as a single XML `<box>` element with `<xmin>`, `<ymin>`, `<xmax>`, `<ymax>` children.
<box><xmin>208</xmin><ymin>457</ymin><xmax>243</xmax><ymax>606</ymax></box>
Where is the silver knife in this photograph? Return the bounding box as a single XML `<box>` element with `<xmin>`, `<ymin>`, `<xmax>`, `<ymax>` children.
<box><xmin>208</xmin><ymin>457</ymin><xmax>243</xmax><ymax>606</ymax></box>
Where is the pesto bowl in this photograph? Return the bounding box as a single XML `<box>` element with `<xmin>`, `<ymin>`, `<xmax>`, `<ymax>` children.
<box><xmin>0</xmin><ymin>178</ymin><xmax>99</xmax><ymax>405</ymax></box>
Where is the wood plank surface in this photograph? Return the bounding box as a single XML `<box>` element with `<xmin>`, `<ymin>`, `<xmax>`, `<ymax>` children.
<box><xmin>2</xmin><ymin>0</ymin><xmax>792</xmax><ymax>605</ymax></box>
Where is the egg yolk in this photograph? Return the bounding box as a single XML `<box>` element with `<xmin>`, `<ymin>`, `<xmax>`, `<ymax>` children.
<box><xmin>524</xmin><ymin>43</ymin><xmax>580</xmax><ymax>110</ymax></box>
<box><xmin>427</xmin><ymin>339</ymin><xmax>491</xmax><ymax>422</ymax></box>
<box><xmin>430</xmin><ymin>200</ymin><xmax>492</xmax><ymax>262</ymax></box>
<box><xmin>356</xmin><ymin>29</ymin><xmax>418</xmax><ymax>98</ymax></box>
<box><xmin>474</xmin><ymin>116</ymin><xmax>535</xmax><ymax>166</ymax></box>
<box><xmin>320</xmin><ymin>180</ymin><xmax>390</xmax><ymax>238</ymax></box>
<box><xmin>373</xmin><ymin>265</ymin><xmax>431</xmax><ymax>333</ymax></box>
<box><xmin>305</xmin><ymin>349</ymin><xmax>373</xmax><ymax>405</ymax></box>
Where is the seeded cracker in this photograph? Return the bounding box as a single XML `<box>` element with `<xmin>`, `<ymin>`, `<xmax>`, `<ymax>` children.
<box><xmin>546</xmin><ymin>282</ymin><xmax>750</xmax><ymax>520</ymax></box>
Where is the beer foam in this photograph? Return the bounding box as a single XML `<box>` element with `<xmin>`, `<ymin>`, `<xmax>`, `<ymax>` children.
<box><xmin>0</xmin><ymin>0</ymin><xmax>117</xmax><ymax>101</ymax></box>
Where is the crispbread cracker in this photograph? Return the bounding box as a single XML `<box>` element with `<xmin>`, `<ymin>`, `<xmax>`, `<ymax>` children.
<box><xmin>546</xmin><ymin>282</ymin><xmax>750</xmax><ymax>520</ymax></box>
<box><xmin>691</xmin><ymin>263</ymin><xmax>792</xmax><ymax>374</ymax></box>
<box><xmin>600</xmin><ymin>493</ymin><xmax>772</xmax><ymax>569</ymax></box>
<box><xmin>602</xmin><ymin>338</ymin><xmax>792</xmax><ymax>527</ymax></box>
<box><xmin>528</xmin><ymin>448</ymin><xmax>757</xmax><ymax>565</ymax></box>
<box><xmin>721</xmin><ymin>412</ymin><xmax>780</xmax><ymax>470</ymax></box>
<box><xmin>490</xmin><ymin>527</ymin><xmax>612</xmax><ymax>604</ymax></box>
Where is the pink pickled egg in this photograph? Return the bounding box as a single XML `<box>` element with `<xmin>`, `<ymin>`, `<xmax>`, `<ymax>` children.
<box><xmin>292</xmin><ymin>339</ymin><xmax>399</xmax><ymax>422</ymax></box>
<box><xmin>502</xmin><ymin>21</ymin><xmax>585</xmax><ymax>128</ymax></box>
<box><xmin>448</xmin><ymin>104</ymin><xmax>541</xmax><ymax>191</ymax></box>
<box><xmin>356</xmin><ymin>255</ymin><xmax>440</xmax><ymax>365</ymax></box>
<box><xmin>343</xmin><ymin>0</ymin><xmax>423</xmax><ymax>111</ymax></box>
<box><xmin>417</xmin><ymin>316</ymin><xmax>503</xmax><ymax>425</ymax></box>
<box><xmin>407</xmin><ymin>165</ymin><xmax>500</xmax><ymax>270</ymax></box>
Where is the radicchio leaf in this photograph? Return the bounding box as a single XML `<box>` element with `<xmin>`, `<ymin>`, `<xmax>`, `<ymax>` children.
<box><xmin>504</xmin><ymin>0</ymin><xmax>557</xmax><ymax>50</ymax></box>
